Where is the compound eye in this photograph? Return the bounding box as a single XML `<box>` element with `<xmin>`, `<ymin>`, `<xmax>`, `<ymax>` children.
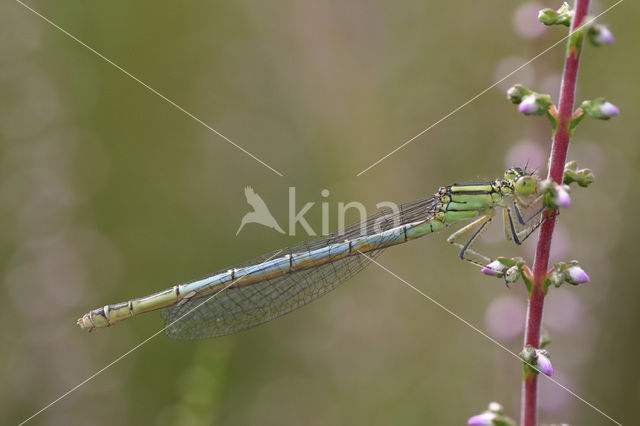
<box><xmin>504</xmin><ymin>169</ymin><xmax>516</xmax><ymax>181</ymax></box>
<box><xmin>514</xmin><ymin>175</ymin><xmax>537</xmax><ymax>196</ymax></box>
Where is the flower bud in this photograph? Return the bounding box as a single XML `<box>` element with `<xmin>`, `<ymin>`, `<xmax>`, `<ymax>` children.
<box><xmin>504</xmin><ymin>266</ymin><xmax>520</xmax><ymax>283</ymax></box>
<box><xmin>467</xmin><ymin>412</ymin><xmax>496</xmax><ymax>426</ymax></box>
<box><xmin>539</xmin><ymin>179</ymin><xmax>555</xmax><ymax>193</ymax></box>
<box><xmin>538</xmin><ymin>3</ymin><xmax>573</xmax><ymax>27</ymax></box>
<box><xmin>565</xmin><ymin>265</ymin><xmax>590</xmax><ymax>284</ymax></box>
<box><xmin>554</xmin><ymin>185</ymin><xmax>571</xmax><ymax>208</ymax></box>
<box><xmin>467</xmin><ymin>402</ymin><xmax>515</xmax><ymax>426</ymax></box>
<box><xmin>535</xmin><ymin>350</ymin><xmax>554</xmax><ymax>376</ymax></box>
<box><xmin>548</xmin><ymin>270</ymin><xmax>565</xmax><ymax>288</ymax></box>
<box><xmin>506</xmin><ymin>84</ymin><xmax>530</xmax><ymax>104</ymax></box>
<box><xmin>481</xmin><ymin>260</ymin><xmax>506</xmax><ymax>277</ymax></box>
<box><xmin>565</xmin><ymin>160</ymin><xmax>578</xmax><ymax>171</ymax></box>
<box><xmin>517</xmin><ymin>93</ymin><xmax>553</xmax><ymax>116</ymax></box>
<box><xmin>599</xmin><ymin>102</ymin><xmax>620</xmax><ymax>118</ymax></box>
<box><xmin>539</xmin><ymin>179</ymin><xmax>572</xmax><ymax>209</ymax></box>
<box><xmin>521</xmin><ymin>345</ymin><xmax>536</xmax><ymax>364</ymax></box>
<box><xmin>518</xmin><ymin>95</ymin><xmax>539</xmax><ymax>115</ymax></box>
<box><xmin>487</xmin><ymin>402</ymin><xmax>503</xmax><ymax>414</ymax></box>
<box><xmin>563</xmin><ymin>164</ymin><xmax>595</xmax><ymax>188</ymax></box>
<box><xmin>581</xmin><ymin>98</ymin><xmax>620</xmax><ymax>120</ymax></box>
<box><xmin>588</xmin><ymin>24</ymin><xmax>615</xmax><ymax>46</ymax></box>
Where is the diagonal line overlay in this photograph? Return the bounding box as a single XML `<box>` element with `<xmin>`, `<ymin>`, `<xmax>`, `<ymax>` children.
<box><xmin>356</xmin><ymin>0</ymin><xmax>624</xmax><ymax>176</ymax></box>
<box><xmin>358</xmin><ymin>251</ymin><xmax>622</xmax><ymax>425</ymax></box>
<box><xmin>14</xmin><ymin>1</ymin><xmax>625</xmax><ymax>424</ymax></box>
<box><xmin>15</xmin><ymin>0</ymin><xmax>284</xmax><ymax>177</ymax></box>
<box><xmin>17</xmin><ymin>251</ymin><xmax>282</xmax><ymax>425</ymax></box>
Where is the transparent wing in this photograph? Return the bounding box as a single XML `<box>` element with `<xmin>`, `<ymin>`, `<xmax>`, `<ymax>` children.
<box><xmin>162</xmin><ymin>195</ymin><xmax>437</xmax><ymax>340</ymax></box>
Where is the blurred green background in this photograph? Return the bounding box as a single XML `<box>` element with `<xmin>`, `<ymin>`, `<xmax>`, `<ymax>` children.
<box><xmin>1</xmin><ymin>0</ymin><xmax>637</xmax><ymax>424</ymax></box>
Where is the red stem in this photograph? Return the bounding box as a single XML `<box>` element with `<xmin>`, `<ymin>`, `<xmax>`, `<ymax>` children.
<box><xmin>520</xmin><ymin>1</ymin><xmax>590</xmax><ymax>425</ymax></box>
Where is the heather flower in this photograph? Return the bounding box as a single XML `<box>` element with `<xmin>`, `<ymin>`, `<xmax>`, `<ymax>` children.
<box><xmin>481</xmin><ymin>260</ymin><xmax>506</xmax><ymax>277</ymax></box>
<box><xmin>566</xmin><ymin>265</ymin><xmax>590</xmax><ymax>284</ymax></box>
<box><xmin>467</xmin><ymin>411</ymin><xmax>496</xmax><ymax>426</ymax></box>
<box><xmin>516</xmin><ymin>93</ymin><xmax>553</xmax><ymax>116</ymax></box>
<box><xmin>518</xmin><ymin>95</ymin><xmax>539</xmax><ymax>115</ymax></box>
<box><xmin>467</xmin><ymin>402</ymin><xmax>515</xmax><ymax>426</ymax></box>
<box><xmin>554</xmin><ymin>185</ymin><xmax>571</xmax><ymax>208</ymax></box>
<box><xmin>599</xmin><ymin>101</ymin><xmax>620</xmax><ymax>118</ymax></box>
<box><xmin>535</xmin><ymin>350</ymin><xmax>554</xmax><ymax>376</ymax></box>
<box><xmin>588</xmin><ymin>24</ymin><xmax>615</xmax><ymax>46</ymax></box>
<box><xmin>581</xmin><ymin>98</ymin><xmax>620</xmax><ymax>120</ymax></box>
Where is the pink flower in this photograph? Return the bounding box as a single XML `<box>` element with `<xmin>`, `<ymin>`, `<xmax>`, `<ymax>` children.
<box><xmin>581</xmin><ymin>98</ymin><xmax>620</xmax><ymax>120</ymax></box>
<box><xmin>481</xmin><ymin>260</ymin><xmax>506</xmax><ymax>277</ymax></box>
<box><xmin>554</xmin><ymin>186</ymin><xmax>571</xmax><ymax>208</ymax></box>
<box><xmin>591</xmin><ymin>24</ymin><xmax>615</xmax><ymax>45</ymax></box>
<box><xmin>468</xmin><ymin>412</ymin><xmax>496</xmax><ymax>426</ymax></box>
<box><xmin>518</xmin><ymin>94</ymin><xmax>540</xmax><ymax>115</ymax></box>
<box><xmin>535</xmin><ymin>350</ymin><xmax>554</xmax><ymax>376</ymax></box>
<box><xmin>467</xmin><ymin>402</ymin><xmax>514</xmax><ymax>426</ymax></box>
<box><xmin>566</xmin><ymin>266</ymin><xmax>590</xmax><ymax>284</ymax></box>
<box><xmin>599</xmin><ymin>101</ymin><xmax>619</xmax><ymax>118</ymax></box>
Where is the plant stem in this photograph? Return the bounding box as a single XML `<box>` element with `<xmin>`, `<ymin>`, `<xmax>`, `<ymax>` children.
<box><xmin>520</xmin><ymin>1</ymin><xmax>591</xmax><ymax>425</ymax></box>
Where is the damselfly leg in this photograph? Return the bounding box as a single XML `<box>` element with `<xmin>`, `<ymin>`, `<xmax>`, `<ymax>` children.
<box><xmin>446</xmin><ymin>215</ymin><xmax>494</xmax><ymax>266</ymax></box>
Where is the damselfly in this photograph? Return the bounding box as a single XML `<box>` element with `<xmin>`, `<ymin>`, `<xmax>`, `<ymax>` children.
<box><xmin>77</xmin><ymin>167</ymin><xmax>544</xmax><ymax>340</ymax></box>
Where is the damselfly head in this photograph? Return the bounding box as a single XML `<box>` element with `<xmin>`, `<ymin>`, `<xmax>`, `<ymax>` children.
<box><xmin>504</xmin><ymin>167</ymin><xmax>537</xmax><ymax>196</ymax></box>
<box><xmin>504</xmin><ymin>167</ymin><xmax>526</xmax><ymax>180</ymax></box>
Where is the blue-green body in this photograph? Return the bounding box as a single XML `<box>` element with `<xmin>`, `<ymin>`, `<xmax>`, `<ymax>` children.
<box><xmin>77</xmin><ymin>168</ymin><xmax>540</xmax><ymax>339</ymax></box>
